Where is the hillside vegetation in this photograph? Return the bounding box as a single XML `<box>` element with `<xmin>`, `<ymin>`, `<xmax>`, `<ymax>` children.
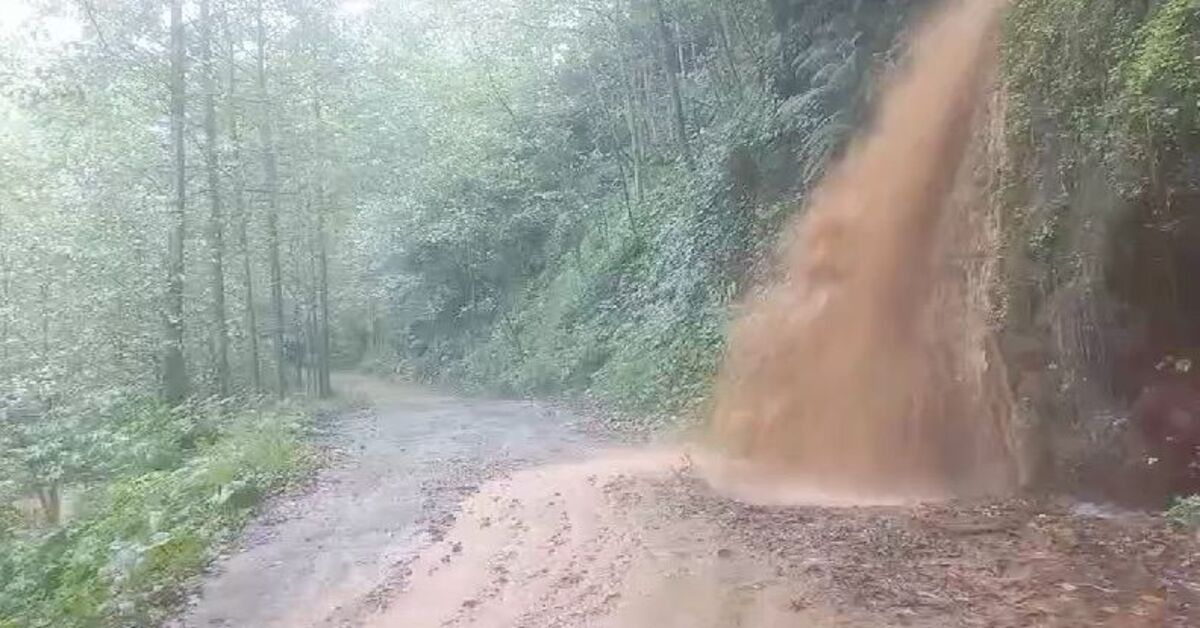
<box><xmin>354</xmin><ymin>0</ymin><xmax>921</xmax><ymax>410</ymax></box>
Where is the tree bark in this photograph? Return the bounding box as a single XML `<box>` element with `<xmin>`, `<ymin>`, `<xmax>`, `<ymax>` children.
<box><xmin>164</xmin><ymin>0</ymin><xmax>189</xmax><ymax>405</ymax></box>
<box><xmin>36</xmin><ymin>484</ymin><xmax>60</xmax><ymax>527</ymax></box>
<box><xmin>315</xmin><ymin>193</ymin><xmax>333</xmax><ymax>397</ymax></box>
<box><xmin>255</xmin><ymin>0</ymin><xmax>287</xmax><ymax>398</ymax></box>
<box><xmin>200</xmin><ymin>0</ymin><xmax>230</xmax><ymax>399</ymax></box>
<box><xmin>223</xmin><ymin>14</ymin><xmax>262</xmax><ymax>393</ymax></box>
<box><xmin>39</xmin><ymin>280</ymin><xmax>49</xmax><ymax>359</ymax></box>
<box><xmin>307</xmin><ymin>294</ymin><xmax>318</xmax><ymax>393</ymax></box>
<box><xmin>0</xmin><ymin>209</ymin><xmax>10</xmax><ymax>371</ymax></box>
<box><xmin>714</xmin><ymin>4</ymin><xmax>744</xmax><ymax>100</ymax></box>
<box><xmin>308</xmin><ymin>60</ymin><xmax>333</xmax><ymax>398</ymax></box>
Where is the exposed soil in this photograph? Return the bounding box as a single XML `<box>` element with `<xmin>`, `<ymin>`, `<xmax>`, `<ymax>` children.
<box><xmin>367</xmin><ymin>451</ymin><xmax>1200</xmax><ymax>627</ymax></box>
<box><xmin>172</xmin><ymin>375</ymin><xmax>1200</xmax><ymax>627</ymax></box>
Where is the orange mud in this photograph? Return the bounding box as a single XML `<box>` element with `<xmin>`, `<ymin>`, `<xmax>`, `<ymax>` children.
<box><xmin>366</xmin><ymin>449</ymin><xmax>871</xmax><ymax>628</ymax></box>
<box><xmin>365</xmin><ymin>446</ymin><xmax>1200</xmax><ymax>628</ymax></box>
<box><xmin>707</xmin><ymin>0</ymin><xmax>1017</xmax><ymax>502</ymax></box>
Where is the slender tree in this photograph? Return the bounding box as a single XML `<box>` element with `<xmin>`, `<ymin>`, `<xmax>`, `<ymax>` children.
<box><xmin>0</xmin><ymin>207</ymin><xmax>10</xmax><ymax>371</ymax></box>
<box><xmin>315</xmin><ymin>184</ymin><xmax>333</xmax><ymax>397</ymax></box>
<box><xmin>223</xmin><ymin>12</ymin><xmax>263</xmax><ymax>392</ymax></box>
<box><xmin>163</xmin><ymin>0</ymin><xmax>189</xmax><ymax>405</ymax></box>
<box><xmin>619</xmin><ymin>43</ymin><xmax>645</xmax><ymax>209</ymax></box>
<box><xmin>310</xmin><ymin>86</ymin><xmax>333</xmax><ymax>397</ymax></box>
<box><xmin>652</xmin><ymin>0</ymin><xmax>690</xmax><ymax>164</ymax></box>
<box><xmin>200</xmin><ymin>0</ymin><xmax>230</xmax><ymax>399</ymax></box>
<box><xmin>255</xmin><ymin>0</ymin><xmax>287</xmax><ymax>397</ymax></box>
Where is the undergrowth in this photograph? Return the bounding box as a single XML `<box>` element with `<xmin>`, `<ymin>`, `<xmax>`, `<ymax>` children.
<box><xmin>382</xmin><ymin>2</ymin><xmax>904</xmax><ymax>416</ymax></box>
<box><xmin>0</xmin><ymin>402</ymin><xmax>316</xmax><ymax>627</ymax></box>
<box><xmin>1167</xmin><ymin>495</ymin><xmax>1200</xmax><ymax>528</ymax></box>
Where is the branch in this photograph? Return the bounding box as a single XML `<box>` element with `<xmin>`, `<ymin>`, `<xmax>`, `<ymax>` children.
<box><xmin>76</xmin><ymin>0</ymin><xmax>113</xmax><ymax>57</ymax></box>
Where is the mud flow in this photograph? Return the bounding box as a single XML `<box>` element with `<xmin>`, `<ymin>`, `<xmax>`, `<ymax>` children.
<box><xmin>707</xmin><ymin>0</ymin><xmax>1016</xmax><ymax>502</ymax></box>
<box><xmin>368</xmin><ymin>447</ymin><xmax>1199</xmax><ymax>628</ymax></box>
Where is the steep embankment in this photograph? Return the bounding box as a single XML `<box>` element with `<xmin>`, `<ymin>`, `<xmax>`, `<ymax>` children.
<box><xmin>996</xmin><ymin>0</ymin><xmax>1200</xmax><ymax>500</ymax></box>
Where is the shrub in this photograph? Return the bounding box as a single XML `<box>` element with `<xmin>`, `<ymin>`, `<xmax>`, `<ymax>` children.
<box><xmin>1167</xmin><ymin>495</ymin><xmax>1200</xmax><ymax>529</ymax></box>
<box><xmin>0</xmin><ymin>404</ymin><xmax>314</xmax><ymax>627</ymax></box>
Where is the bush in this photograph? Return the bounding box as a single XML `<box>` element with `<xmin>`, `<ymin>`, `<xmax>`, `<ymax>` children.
<box><xmin>1167</xmin><ymin>495</ymin><xmax>1200</xmax><ymax>529</ymax></box>
<box><xmin>0</xmin><ymin>404</ymin><xmax>315</xmax><ymax>627</ymax></box>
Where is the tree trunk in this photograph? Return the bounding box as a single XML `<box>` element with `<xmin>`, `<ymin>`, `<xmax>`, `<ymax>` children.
<box><xmin>0</xmin><ymin>209</ymin><xmax>10</xmax><ymax>371</ymax></box>
<box><xmin>310</xmin><ymin>86</ymin><xmax>333</xmax><ymax>398</ymax></box>
<box><xmin>584</xmin><ymin>62</ymin><xmax>636</xmax><ymax>228</ymax></box>
<box><xmin>255</xmin><ymin>0</ymin><xmax>287</xmax><ymax>398</ymax></box>
<box><xmin>652</xmin><ymin>0</ymin><xmax>691</xmax><ymax>164</ymax></box>
<box><xmin>640</xmin><ymin>65</ymin><xmax>661</xmax><ymax>148</ymax></box>
<box><xmin>616</xmin><ymin>35</ymin><xmax>644</xmax><ymax>208</ymax></box>
<box><xmin>223</xmin><ymin>15</ymin><xmax>262</xmax><ymax>393</ymax></box>
<box><xmin>39</xmin><ymin>280</ymin><xmax>49</xmax><ymax>358</ymax></box>
<box><xmin>36</xmin><ymin>484</ymin><xmax>61</xmax><ymax>527</ymax></box>
<box><xmin>315</xmin><ymin>195</ymin><xmax>333</xmax><ymax>397</ymax></box>
<box><xmin>302</xmin><ymin>216</ymin><xmax>318</xmax><ymax>394</ymax></box>
<box><xmin>311</xmin><ymin>315</ymin><xmax>320</xmax><ymax>395</ymax></box>
<box><xmin>164</xmin><ymin>0</ymin><xmax>189</xmax><ymax>406</ymax></box>
<box><xmin>200</xmin><ymin>0</ymin><xmax>230</xmax><ymax>400</ymax></box>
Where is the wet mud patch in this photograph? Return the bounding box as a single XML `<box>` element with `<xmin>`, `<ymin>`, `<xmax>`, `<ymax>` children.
<box><xmin>665</xmin><ymin>475</ymin><xmax>1200</xmax><ymax>627</ymax></box>
<box><xmin>370</xmin><ymin>447</ymin><xmax>1200</xmax><ymax>628</ymax></box>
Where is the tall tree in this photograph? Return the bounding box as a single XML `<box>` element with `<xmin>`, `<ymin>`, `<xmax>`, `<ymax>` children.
<box><xmin>0</xmin><ymin>205</ymin><xmax>9</xmax><ymax>371</ymax></box>
<box><xmin>163</xmin><ymin>0</ymin><xmax>189</xmax><ymax>405</ymax></box>
<box><xmin>200</xmin><ymin>0</ymin><xmax>230</xmax><ymax>399</ymax></box>
<box><xmin>617</xmin><ymin>25</ymin><xmax>645</xmax><ymax>212</ymax></box>
<box><xmin>311</xmin><ymin>103</ymin><xmax>333</xmax><ymax>398</ymax></box>
<box><xmin>255</xmin><ymin>0</ymin><xmax>287</xmax><ymax>397</ymax></box>
<box><xmin>652</xmin><ymin>0</ymin><xmax>690</xmax><ymax>164</ymax></box>
<box><xmin>223</xmin><ymin>12</ymin><xmax>262</xmax><ymax>392</ymax></box>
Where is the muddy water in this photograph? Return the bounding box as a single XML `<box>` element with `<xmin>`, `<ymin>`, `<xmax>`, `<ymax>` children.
<box><xmin>362</xmin><ymin>441</ymin><xmax>1200</xmax><ymax>628</ymax></box>
<box><xmin>707</xmin><ymin>0</ymin><xmax>1016</xmax><ymax>502</ymax></box>
<box><xmin>365</xmin><ymin>450</ymin><xmax>859</xmax><ymax>628</ymax></box>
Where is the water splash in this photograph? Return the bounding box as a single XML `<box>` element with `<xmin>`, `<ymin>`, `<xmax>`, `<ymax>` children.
<box><xmin>708</xmin><ymin>0</ymin><xmax>1016</xmax><ymax>503</ymax></box>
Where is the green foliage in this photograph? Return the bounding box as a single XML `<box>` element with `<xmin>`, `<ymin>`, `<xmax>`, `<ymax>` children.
<box><xmin>1166</xmin><ymin>495</ymin><xmax>1200</xmax><ymax>528</ymax></box>
<box><xmin>998</xmin><ymin>0</ymin><xmax>1200</xmax><ymax>307</ymax></box>
<box><xmin>361</xmin><ymin>0</ymin><xmax>914</xmax><ymax>413</ymax></box>
<box><xmin>0</xmin><ymin>404</ymin><xmax>313</xmax><ymax>627</ymax></box>
<box><xmin>7</xmin><ymin>398</ymin><xmax>186</xmax><ymax>480</ymax></box>
<box><xmin>1</xmin><ymin>2</ymin><xmax>347</xmax><ymax>616</ymax></box>
<box><xmin>1124</xmin><ymin>0</ymin><xmax>1200</xmax><ymax>142</ymax></box>
<box><xmin>1001</xmin><ymin>0</ymin><xmax>1200</xmax><ymax>206</ymax></box>
<box><xmin>996</xmin><ymin>0</ymin><xmax>1200</xmax><ymax>490</ymax></box>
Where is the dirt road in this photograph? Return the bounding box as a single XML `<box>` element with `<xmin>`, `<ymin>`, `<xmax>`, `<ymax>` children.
<box><xmin>174</xmin><ymin>376</ymin><xmax>595</xmax><ymax>627</ymax></box>
<box><xmin>176</xmin><ymin>376</ymin><xmax>1200</xmax><ymax>627</ymax></box>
